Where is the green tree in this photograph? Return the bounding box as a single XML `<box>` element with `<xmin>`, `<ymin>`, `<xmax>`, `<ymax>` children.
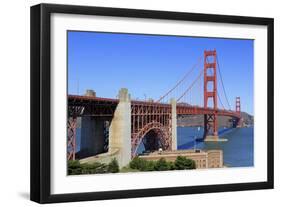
<box><xmin>81</xmin><ymin>162</ymin><xmax>108</xmax><ymax>174</ymax></box>
<box><xmin>129</xmin><ymin>157</ymin><xmax>148</xmax><ymax>171</ymax></box>
<box><xmin>167</xmin><ymin>161</ymin><xmax>175</xmax><ymax>170</ymax></box>
<box><xmin>107</xmin><ymin>158</ymin><xmax>119</xmax><ymax>173</ymax></box>
<box><xmin>68</xmin><ymin>160</ymin><xmax>109</xmax><ymax>175</ymax></box>
<box><xmin>174</xmin><ymin>156</ymin><xmax>196</xmax><ymax>170</ymax></box>
<box><xmin>154</xmin><ymin>158</ymin><xmax>170</xmax><ymax>171</ymax></box>
<box><xmin>144</xmin><ymin>161</ymin><xmax>156</xmax><ymax>171</ymax></box>
<box><xmin>68</xmin><ymin>160</ymin><xmax>82</xmax><ymax>175</ymax></box>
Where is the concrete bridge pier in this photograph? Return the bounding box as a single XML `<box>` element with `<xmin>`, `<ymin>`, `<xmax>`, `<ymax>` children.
<box><xmin>109</xmin><ymin>88</ymin><xmax>131</xmax><ymax>167</ymax></box>
<box><xmin>170</xmin><ymin>98</ymin><xmax>177</xmax><ymax>150</ymax></box>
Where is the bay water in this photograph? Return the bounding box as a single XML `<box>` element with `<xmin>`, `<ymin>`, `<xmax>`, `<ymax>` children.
<box><xmin>177</xmin><ymin>126</ymin><xmax>254</xmax><ymax>167</ymax></box>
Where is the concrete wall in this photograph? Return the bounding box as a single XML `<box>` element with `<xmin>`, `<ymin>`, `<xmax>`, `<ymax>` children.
<box><xmin>207</xmin><ymin>150</ymin><xmax>223</xmax><ymax>168</ymax></box>
<box><xmin>109</xmin><ymin>88</ymin><xmax>132</xmax><ymax>167</ymax></box>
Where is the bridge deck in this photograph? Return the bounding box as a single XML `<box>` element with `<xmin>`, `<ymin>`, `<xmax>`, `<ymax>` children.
<box><xmin>68</xmin><ymin>95</ymin><xmax>241</xmax><ymax>119</ymax></box>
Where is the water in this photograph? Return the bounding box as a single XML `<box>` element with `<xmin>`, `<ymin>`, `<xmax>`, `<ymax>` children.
<box><xmin>177</xmin><ymin>126</ymin><xmax>254</xmax><ymax>167</ymax></box>
<box><xmin>75</xmin><ymin>126</ymin><xmax>254</xmax><ymax>167</ymax></box>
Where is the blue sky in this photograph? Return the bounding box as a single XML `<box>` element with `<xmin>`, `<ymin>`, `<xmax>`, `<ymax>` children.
<box><xmin>68</xmin><ymin>31</ymin><xmax>253</xmax><ymax>115</ymax></box>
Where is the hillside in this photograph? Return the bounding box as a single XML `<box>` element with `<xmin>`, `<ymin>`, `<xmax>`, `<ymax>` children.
<box><xmin>177</xmin><ymin>111</ymin><xmax>253</xmax><ymax>127</ymax></box>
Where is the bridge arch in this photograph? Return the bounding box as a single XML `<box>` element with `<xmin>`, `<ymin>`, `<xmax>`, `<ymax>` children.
<box><xmin>131</xmin><ymin>121</ymin><xmax>171</xmax><ymax>157</ymax></box>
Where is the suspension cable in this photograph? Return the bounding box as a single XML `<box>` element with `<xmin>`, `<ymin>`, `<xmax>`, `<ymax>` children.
<box><xmin>217</xmin><ymin>54</ymin><xmax>231</xmax><ymax>109</ymax></box>
<box><xmin>157</xmin><ymin>56</ymin><xmax>203</xmax><ymax>102</ymax></box>
<box><xmin>177</xmin><ymin>69</ymin><xmax>204</xmax><ymax>102</ymax></box>
<box><xmin>217</xmin><ymin>92</ymin><xmax>225</xmax><ymax>110</ymax></box>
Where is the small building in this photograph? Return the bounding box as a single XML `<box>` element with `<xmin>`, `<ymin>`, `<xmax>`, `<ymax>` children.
<box><xmin>139</xmin><ymin>149</ymin><xmax>223</xmax><ymax>169</ymax></box>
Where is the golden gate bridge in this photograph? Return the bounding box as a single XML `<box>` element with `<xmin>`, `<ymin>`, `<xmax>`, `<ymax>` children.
<box><xmin>67</xmin><ymin>50</ymin><xmax>241</xmax><ymax>162</ymax></box>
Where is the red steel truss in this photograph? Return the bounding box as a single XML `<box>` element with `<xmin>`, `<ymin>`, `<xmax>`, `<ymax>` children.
<box><xmin>68</xmin><ymin>95</ymin><xmax>118</xmax><ymax>117</ymax></box>
<box><xmin>131</xmin><ymin>102</ymin><xmax>172</xmax><ymax>157</ymax></box>
<box><xmin>67</xmin><ymin>117</ymin><xmax>77</xmax><ymax>160</ymax></box>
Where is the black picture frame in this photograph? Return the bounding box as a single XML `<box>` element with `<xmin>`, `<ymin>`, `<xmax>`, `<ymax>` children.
<box><xmin>30</xmin><ymin>3</ymin><xmax>274</xmax><ymax>204</ymax></box>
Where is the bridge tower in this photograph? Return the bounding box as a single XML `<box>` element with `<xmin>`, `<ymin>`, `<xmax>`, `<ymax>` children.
<box><xmin>234</xmin><ymin>96</ymin><xmax>243</xmax><ymax>127</ymax></box>
<box><xmin>236</xmin><ymin>97</ymin><xmax>241</xmax><ymax>113</ymax></box>
<box><xmin>203</xmin><ymin>50</ymin><xmax>219</xmax><ymax>140</ymax></box>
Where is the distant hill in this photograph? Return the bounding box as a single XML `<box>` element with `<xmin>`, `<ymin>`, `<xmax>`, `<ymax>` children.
<box><xmin>240</xmin><ymin>112</ymin><xmax>254</xmax><ymax>126</ymax></box>
<box><xmin>177</xmin><ymin>111</ymin><xmax>253</xmax><ymax>127</ymax></box>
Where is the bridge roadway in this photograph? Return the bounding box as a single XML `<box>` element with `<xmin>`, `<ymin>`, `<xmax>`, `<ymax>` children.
<box><xmin>68</xmin><ymin>95</ymin><xmax>241</xmax><ymax>119</ymax></box>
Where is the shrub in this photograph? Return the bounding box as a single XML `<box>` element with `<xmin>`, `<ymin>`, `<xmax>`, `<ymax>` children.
<box><xmin>107</xmin><ymin>158</ymin><xmax>119</xmax><ymax>173</ymax></box>
<box><xmin>128</xmin><ymin>156</ymin><xmax>196</xmax><ymax>172</ymax></box>
<box><xmin>167</xmin><ymin>161</ymin><xmax>176</xmax><ymax>170</ymax></box>
<box><xmin>120</xmin><ymin>166</ymin><xmax>140</xmax><ymax>173</ymax></box>
<box><xmin>68</xmin><ymin>160</ymin><xmax>82</xmax><ymax>175</ymax></box>
<box><xmin>144</xmin><ymin>161</ymin><xmax>156</xmax><ymax>171</ymax></box>
<box><xmin>67</xmin><ymin>159</ymin><xmax>119</xmax><ymax>175</ymax></box>
<box><xmin>129</xmin><ymin>157</ymin><xmax>148</xmax><ymax>171</ymax></box>
<box><xmin>129</xmin><ymin>157</ymin><xmax>158</xmax><ymax>171</ymax></box>
<box><xmin>81</xmin><ymin>162</ymin><xmax>108</xmax><ymax>174</ymax></box>
<box><xmin>154</xmin><ymin>158</ymin><xmax>170</xmax><ymax>171</ymax></box>
<box><xmin>174</xmin><ymin>156</ymin><xmax>196</xmax><ymax>170</ymax></box>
